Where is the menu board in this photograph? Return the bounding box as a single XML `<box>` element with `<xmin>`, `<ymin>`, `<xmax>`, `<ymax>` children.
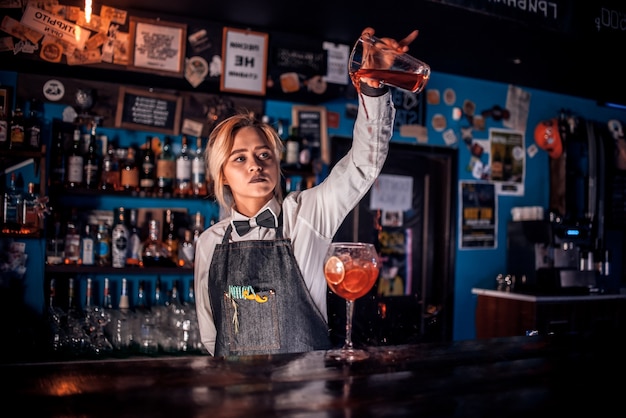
<box><xmin>115</xmin><ymin>87</ymin><xmax>182</xmax><ymax>135</ymax></box>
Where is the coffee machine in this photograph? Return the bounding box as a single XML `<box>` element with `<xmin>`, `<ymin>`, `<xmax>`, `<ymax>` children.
<box><xmin>507</xmin><ymin>219</ymin><xmax>600</xmax><ymax>294</ymax></box>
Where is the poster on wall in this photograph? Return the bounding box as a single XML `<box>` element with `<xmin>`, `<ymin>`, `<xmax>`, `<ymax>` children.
<box><xmin>220</xmin><ymin>27</ymin><xmax>268</xmax><ymax>96</ymax></box>
<box><xmin>459</xmin><ymin>181</ymin><xmax>496</xmax><ymax>249</ymax></box>
<box><xmin>488</xmin><ymin>128</ymin><xmax>525</xmax><ymax>196</ymax></box>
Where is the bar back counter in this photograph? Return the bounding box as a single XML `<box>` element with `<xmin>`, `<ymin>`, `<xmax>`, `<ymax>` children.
<box><xmin>2</xmin><ymin>333</ymin><xmax>624</xmax><ymax>417</ymax></box>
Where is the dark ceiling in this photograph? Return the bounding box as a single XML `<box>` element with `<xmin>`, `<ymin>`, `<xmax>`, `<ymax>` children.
<box><xmin>20</xmin><ymin>1</ymin><xmax>626</xmax><ymax>105</ymax></box>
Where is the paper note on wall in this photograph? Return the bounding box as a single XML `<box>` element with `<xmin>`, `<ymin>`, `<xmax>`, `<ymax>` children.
<box><xmin>370</xmin><ymin>174</ymin><xmax>413</xmax><ymax>211</ymax></box>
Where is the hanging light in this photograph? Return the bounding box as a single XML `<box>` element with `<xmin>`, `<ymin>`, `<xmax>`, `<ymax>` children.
<box><xmin>85</xmin><ymin>0</ymin><xmax>92</xmax><ymax>23</ymax></box>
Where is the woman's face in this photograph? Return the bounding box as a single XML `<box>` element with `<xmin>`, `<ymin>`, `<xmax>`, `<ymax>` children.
<box><xmin>222</xmin><ymin>126</ymin><xmax>279</xmax><ymax>212</ymax></box>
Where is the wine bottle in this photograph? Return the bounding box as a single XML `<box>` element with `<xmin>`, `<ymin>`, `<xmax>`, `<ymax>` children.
<box><xmin>175</xmin><ymin>135</ymin><xmax>192</xmax><ymax>197</ymax></box>
<box><xmin>156</xmin><ymin>136</ymin><xmax>175</xmax><ymax>197</ymax></box>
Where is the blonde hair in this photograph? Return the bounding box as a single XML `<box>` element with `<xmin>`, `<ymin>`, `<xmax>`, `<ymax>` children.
<box><xmin>206</xmin><ymin>112</ymin><xmax>284</xmax><ymax>210</ymax></box>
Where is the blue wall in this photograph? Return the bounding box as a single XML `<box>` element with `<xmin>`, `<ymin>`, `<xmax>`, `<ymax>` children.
<box><xmin>3</xmin><ymin>69</ymin><xmax>626</xmax><ymax>340</ymax></box>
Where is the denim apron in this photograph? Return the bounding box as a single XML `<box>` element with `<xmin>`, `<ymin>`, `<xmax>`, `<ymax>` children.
<box><xmin>208</xmin><ymin>212</ymin><xmax>331</xmax><ymax>356</ymax></box>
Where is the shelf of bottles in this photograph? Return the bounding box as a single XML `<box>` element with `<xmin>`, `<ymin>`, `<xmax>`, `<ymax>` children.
<box><xmin>45</xmin><ymin>117</ymin><xmax>218</xmax><ymax>274</ymax></box>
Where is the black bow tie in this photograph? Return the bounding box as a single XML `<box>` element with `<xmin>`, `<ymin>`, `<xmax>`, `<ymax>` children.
<box><xmin>232</xmin><ymin>208</ymin><xmax>277</xmax><ymax>236</ymax></box>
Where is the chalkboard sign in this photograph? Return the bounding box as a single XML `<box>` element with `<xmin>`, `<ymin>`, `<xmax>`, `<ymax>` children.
<box><xmin>292</xmin><ymin>105</ymin><xmax>329</xmax><ymax>164</ymax></box>
<box><xmin>115</xmin><ymin>87</ymin><xmax>182</xmax><ymax>135</ymax></box>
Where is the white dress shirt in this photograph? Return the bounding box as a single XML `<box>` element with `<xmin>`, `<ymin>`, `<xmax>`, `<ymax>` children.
<box><xmin>194</xmin><ymin>91</ymin><xmax>395</xmax><ymax>355</ymax></box>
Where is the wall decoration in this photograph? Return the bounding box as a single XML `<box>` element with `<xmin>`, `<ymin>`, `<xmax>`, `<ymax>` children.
<box><xmin>220</xmin><ymin>27</ymin><xmax>268</xmax><ymax>96</ymax></box>
<box><xmin>128</xmin><ymin>17</ymin><xmax>187</xmax><ymax>78</ymax></box>
<box><xmin>115</xmin><ymin>87</ymin><xmax>183</xmax><ymax>135</ymax></box>
<box><xmin>292</xmin><ymin>105</ymin><xmax>329</xmax><ymax>164</ymax></box>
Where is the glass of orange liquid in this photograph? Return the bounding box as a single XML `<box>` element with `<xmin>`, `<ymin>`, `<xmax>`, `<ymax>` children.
<box><xmin>324</xmin><ymin>242</ymin><xmax>380</xmax><ymax>361</ymax></box>
<box><xmin>349</xmin><ymin>32</ymin><xmax>430</xmax><ymax>94</ymax></box>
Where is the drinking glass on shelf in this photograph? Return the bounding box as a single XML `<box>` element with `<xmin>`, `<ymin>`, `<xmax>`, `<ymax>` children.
<box><xmin>324</xmin><ymin>242</ymin><xmax>380</xmax><ymax>361</ymax></box>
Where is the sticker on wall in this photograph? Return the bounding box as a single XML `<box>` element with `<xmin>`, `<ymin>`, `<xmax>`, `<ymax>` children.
<box><xmin>426</xmin><ymin>89</ymin><xmax>440</xmax><ymax>105</ymax></box>
<box><xmin>443</xmin><ymin>88</ymin><xmax>456</xmax><ymax>105</ymax></box>
<box><xmin>400</xmin><ymin>124</ymin><xmax>427</xmax><ymax>143</ymax></box>
<box><xmin>43</xmin><ymin>79</ymin><xmax>65</xmax><ymax>101</ymax></box>
<box><xmin>431</xmin><ymin>113</ymin><xmax>446</xmax><ymax>132</ymax></box>
<box><xmin>185</xmin><ymin>56</ymin><xmax>209</xmax><ymax>88</ymax></box>
<box><xmin>462</xmin><ymin>99</ymin><xmax>476</xmax><ymax>117</ymax></box>
<box><xmin>442</xmin><ymin>128</ymin><xmax>457</xmax><ymax>146</ymax></box>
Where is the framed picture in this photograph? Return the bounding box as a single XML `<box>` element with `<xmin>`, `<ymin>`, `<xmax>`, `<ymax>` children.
<box><xmin>220</xmin><ymin>27</ymin><xmax>268</xmax><ymax>96</ymax></box>
<box><xmin>0</xmin><ymin>85</ymin><xmax>13</xmax><ymax>116</ymax></box>
<box><xmin>128</xmin><ymin>17</ymin><xmax>187</xmax><ymax>77</ymax></box>
<box><xmin>292</xmin><ymin>105</ymin><xmax>329</xmax><ymax>164</ymax></box>
<box><xmin>115</xmin><ymin>87</ymin><xmax>183</xmax><ymax>135</ymax></box>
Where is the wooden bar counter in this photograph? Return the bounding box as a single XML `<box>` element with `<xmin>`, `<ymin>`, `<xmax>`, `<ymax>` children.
<box><xmin>2</xmin><ymin>334</ymin><xmax>624</xmax><ymax>417</ymax></box>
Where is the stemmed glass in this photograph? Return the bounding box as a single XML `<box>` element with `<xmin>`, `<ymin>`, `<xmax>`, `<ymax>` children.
<box><xmin>324</xmin><ymin>242</ymin><xmax>380</xmax><ymax>361</ymax></box>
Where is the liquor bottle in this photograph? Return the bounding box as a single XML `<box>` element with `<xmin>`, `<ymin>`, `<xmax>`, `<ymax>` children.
<box><xmin>191</xmin><ymin>211</ymin><xmax>205</xmax><ymax>245</ymax></box>
<box><xmin>99</xmin><ymin>278</ymin><xmax>112</xmax><ymax>310</ymax></box>
<box><xmin>175</xmin><ymin>135</ymin><xmax>192</xmax><ymax>197</ymax></box>
<box><xmin>99</xmin><ymin>141</ymin><xmax>120</xmax><ymax>192</ymax></box>
<box><xmin>178</xmin><ymin>229</ymin><xmax>194</xmax><ymax>269</ymax></box>
<box><xmin>156</xmin><ymin>136</ymin><xmax>175</xmax><ymax>197</ymax></box>
<box><xmin>25</xmin><ymin>99</ymin><xmax>42</xmax><ymax>150</ymax></box>
<box><xmin>80</xmin><ymin>223</ymin><xmax>95</xmax><ymax>266</ymax></box>
<box><xmin>2</xmin><ymin>172</ymin><xmax>23</xmax><ymax>232</ymax></box>
<box><xmin>65</xmin><ymin>128</ymin><xmax>84</xmax><ymax>189</ymax></box>
<box><xmin>0</xmin><ymin>105</ymin><xmax>8</xmax><ymax>150</ymax></box>
<box><xmin>84</xmin><ymin>277</ymin><xmax>95</xmax><ymax>311</ymax></box>
<box><xmin>119</xmin><ymin>277</ymin><xmax>130</xmax><ymax>310</ymax></box>
<box><xmin>135</xmin><ymin>280</ymin><xmax>149</xmax><ymax>311</ymax></box>
<box><xmin>21</xmin><ymin>181</ymin><xmax>40</xmax><ymax>234</ymax></box>
<box><xmin>284</xmin><ymin>125</ymin><xmax>301</xmax><ymax>166</ymax></box>
<box><xmin>46</xmin><ymin>214</ymin><xmax>65</xmax><ymax>265</ymax></box>
<box><xmin>83</xmin><ymin>123</ymin><xmax>100</xmax><ymax>189</ymax></box>
<box><xmin>126</xmin><ymin>208</ymin><xmax>142</xmax><ymax>267</ymax></box>
<box><xmin>139</xmin><ymin>136</ymin><xmax>156</xmax><ymax>195</ymax></box>
<box><xmin>50</xmin><ymin>127</ymin><xmax>67</xmax><ymax>188</ymax></box>
<box><xmin>140</xmin><ymin>219</ymin><xmax>173</xmax><ymax>267</ymax></box>
<box><xmin>63</xmin><ymin>217</ymin><xmax>81</xmax><ymax>265</ymax></box>
<box><xmin>163</xmin><ymin>209</ymin><xmax>179</xmax><ymax>266</ymax></box>
<box><xmin>95</xmin><ymin>222</ymin><xmax>111</xmax><ymax>267</ymax></box>
<box><xmin>153</xmin><ymin>277</ymin><xmax>165</xmax><ymax>308</ymax></box>
<box><xmin>191</xmin><ymin>136</ymin><xmax>208</xmax><ymax>197</ymax></box>
<box><xmin>120</xmin><ymin>147</ymin><xmax>139</xmax><ymax>194</ymax></box>
<box><xmin>185</xmin><ymin>279</ymin><xmax>196</xmax><ymax>307</ymax></box>
<box><xmin>8</xmin><ymin>103</ymin><xmax>25</xmax><ymax>150</ymax></box>
<box><xmin>111</xmin><ymin>207</ymin><xmax>129</xmax><ymax>268</ymax></box>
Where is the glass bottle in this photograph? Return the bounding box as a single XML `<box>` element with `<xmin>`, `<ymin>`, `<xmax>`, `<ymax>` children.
<box><xmin>46</xmin><ymin>214</ymin><xmax>65</xmax><ymax>265</ymax></box>
<box><xmin>25</xmin><ymin>99</ymin><xmax>42</xmax><ymax>150</ymax></box>
<box><xmin>175</xmin><ymin>135</ymin><xmax>192</xmax><ymax>197</ymax></box>
<box><xmin>102</xmin><ymin>277</ymin><xmax>113</xmax><ymax>310</ymax></box>
<box><xmin>126</xmin><ymin>208</ymin><xmax>142</xmax><ymax>267</ymax></box>
<box><xmin>63</xmin><ymin>217</ymin><xmax>81</xmax><ymax>265</ymax></box>
<box><xmin>50</xmin><ymin>126</ymin><xmax>67</xmax><ymax>188</ymax></box>
<box><xmin>21</xmin><ymin>182</ymin><xmax>39</xmax><ymax>234</ymax></box>
<box><xmin>120</xmin><ymin>147</ymin><xmax>139</xmax><ymax>194</ymax></box>
<box><xmin>111</xmin><ymin>207</ymin><xmax>129</xmax><ymax>269</ymax></box>
<box><xmin>95</xmin><ymin>222</ymin><xmax>111</xmax><ymax>267</ymax></box>
<box><xmin>156</xmin><ymin>136</ymin><xmax>175</xmax><ymax>197</ymax></box>
<box><xmin>80</xmin><ymin>222</ymin><xmax>95</xmax><ymax>266</ymax></box>
<box><xmin>0</xmin><ymin>105</ymin><xmax>9</xmax><ymax>150</ymax></box>
<box><xmin>83</xmin><ymin>122</ymin><xmax>100</xmax><ymax>189</ymax></box>
<box><xmin>65</xmin><ymin>128</ymin><xmax>84</xmax><ymax>189</ymax></box>
<box><xmin>8</xmin><ymin>103</ymin><xmax>25</xmax><ymax>150</ymax></box>
<box><xmin>192</xmin><ymin>136</ymin><xmax>208</xmax><ymax>197</ymax></box>
<box><xmin>2</xmin><ymin>172</ymin><xmax>22</xmax><ymax>232</ymax></box>
<box><xmin>284</xmin><ymin>125</ymin><xmax>301</xmax><ymax>166</ymax></box>
<box><xmin>163</xmin><ymin>209</ymin><xmax>179</xmax><ymax>266</ymax></box>
<box><xmin>191</xmin><ymin>211</ymin><xmax>205</xmax><ymax>245</ymax></box>
<box><xmin>178</xmin><ymin>229</ymin><xmax>194</xmax><ymax>269</ymax></box>
<box><xmin>47</xmin><ymin>277</ymin><xmax>67</xmax><ymax>353</ymax></box>
<box><xmin>100</xmin><ymin>141</ymin><xmax>120</xmax><ymax>191</ymax></box>
<box><xmin>139</xmin><ymin>136</ymin><xmax>156</xmax><ymax>195</ymax></box>
<box><xmin>140</xmin><ymin>219</ymin><xmax>173</xmax><ymax>267</ymax></box>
